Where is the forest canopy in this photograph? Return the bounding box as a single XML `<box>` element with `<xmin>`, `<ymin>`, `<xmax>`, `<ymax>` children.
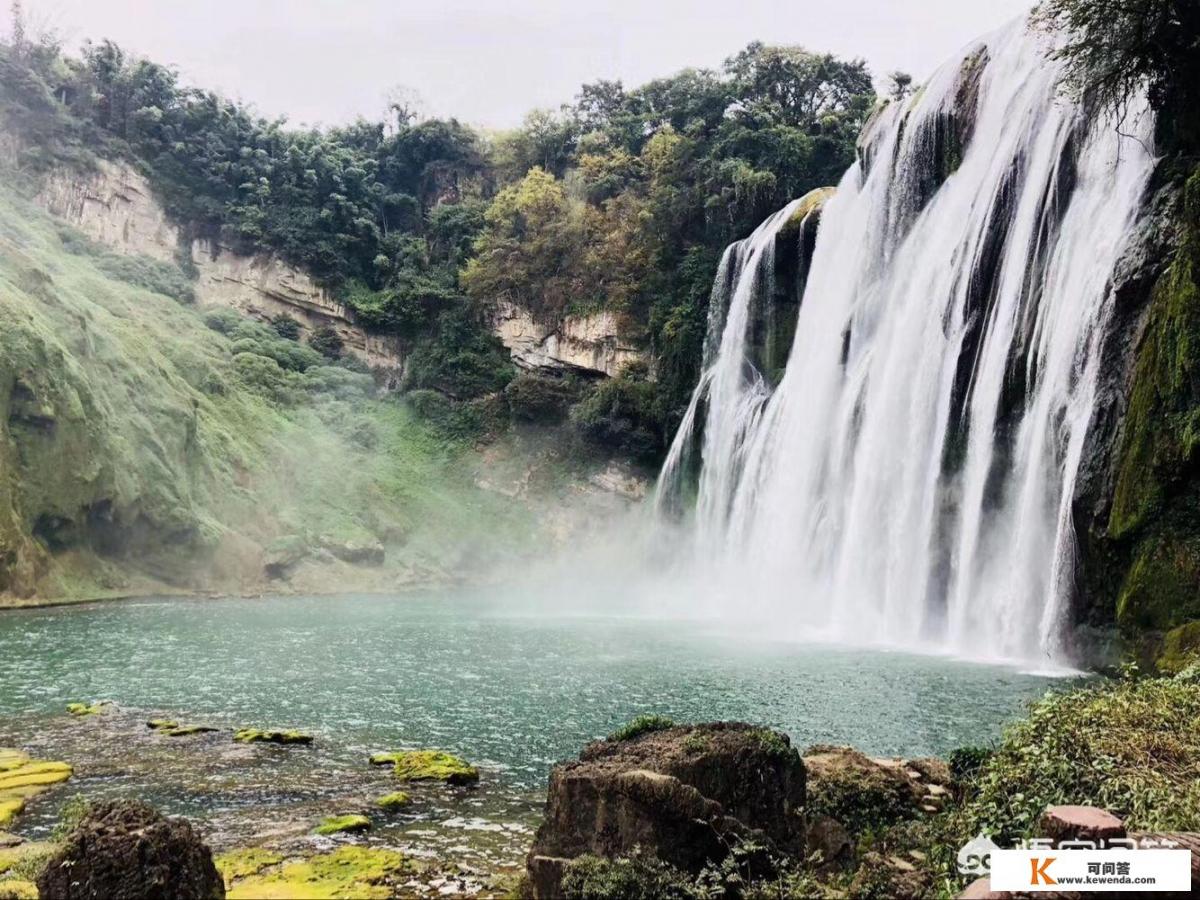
<box><xmin>0</xmin><ymin>29</ymin><xmax>874</xmax><ymax>455</ymax></box>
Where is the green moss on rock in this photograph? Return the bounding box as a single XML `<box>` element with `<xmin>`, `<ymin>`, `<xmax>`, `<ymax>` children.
<box><xmin>225</xmin><ymin>846</ymin><xmax>408</xmax><ymax>900</ymax></box>
<box><xmin>375</xmin><ymin>792</ymin><xmax>411</xmax><ymax>811</ymax></box>
<box><xmin>1116</xmin><ymin>534</ymin><xmax>1200</xmax><ymax>634</ymax></box>
<box><xmin>233</xmin><ymin>728</ymin><xmax>313</xmax><ymax>745</ymax></box>
<box><xmin>314</xmin><ymin>814</ymin><xmax>370</xmax><ymax>836</ymax></box>
<box><xmin>65</xmin><ymin>702</ymin><xmax>106</xmax><ymax>717</ymax></box>
<box><xmin>369</xmin><ymin>750</ymin><xmax>478</xmax><ymax>785</ymax></box>
<box><xmin>0</xmin><ymin>878</ymin><xmax>37</xmax><ymax>899</ymax></box>
<box><xmin>1157</xmin><ymin>620</ymin><xmax>1200</xmax><ymax>674</ymax></box>
<box><xmin>803</xmin><ymin>746</ymin><xmax>922</xmax><ymax>836</ymax></box>
<box><xmin>607</xmin><ymin>715</ymin><xmax>675</xmax><ymax>742</ymax></box>
<box><xmin>1108</xmin><ymin>168</ymin><xmax>1200</xmax><ymax>638</ymax></box>
<box><xmin>0</xmin><ymin>751</ymin><xmax>71</xmax><ymax>829</ymax></box>
<box><xmin>214</xmin><ymin>847</ymin><xmax>284</xmax><ymax>887</ymax></box>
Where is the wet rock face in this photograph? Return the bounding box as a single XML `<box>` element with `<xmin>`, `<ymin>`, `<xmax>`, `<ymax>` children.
<box><xmin>525</xmin><ymin>722</ymin><xmax>805</xmax><ymax>897</ymax></box>
<box><xmin>37</xmin><ymin>800</ymin><xmax>224</xmax><ymax>900</ymax></box>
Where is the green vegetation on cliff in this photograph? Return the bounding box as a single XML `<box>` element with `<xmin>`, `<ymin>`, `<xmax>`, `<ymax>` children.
<box><xmin>0</xmin><ymin>31</ymin><xmax>871</xmax><ymax>458</ymax></box>
<box><xmin>1109</xmin><ymin>170</ymin><xmax>1200</xmax><ymax>648</ymax></box>
<box><xmin>0</xmin><ymin>181</ymin><xmax>537</xmax><ymax>603</ymax></box>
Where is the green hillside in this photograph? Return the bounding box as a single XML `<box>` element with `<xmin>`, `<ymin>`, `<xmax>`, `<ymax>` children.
<box><xmin>0</xmin><ymin>181</ymin><xmax>540</xmax><ymax>603</ymax></box>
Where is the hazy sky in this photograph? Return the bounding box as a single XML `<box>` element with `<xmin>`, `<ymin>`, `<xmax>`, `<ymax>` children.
<box><xmin>27</xmin><ymin>0</ymin><xmax>1035</xmax><ymax>129</ymax></box>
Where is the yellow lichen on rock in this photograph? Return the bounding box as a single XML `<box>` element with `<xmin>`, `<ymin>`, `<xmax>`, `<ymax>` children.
<box><xmin>0</xmin><ymin>754</ymin><xmax>29</xmax><ymax>774</ymax></box>
<box><xmin>65</xmin><ymin>702</ymin><xmax>107</xmax><ymax>717</ymax></box>
<box><xmin>0</xmin><ymin>879</ymin><xmax>37</xmax><ymax>899</ymax></box>
<box><xmin>214</xmin><ymin>847</ymin><xmax>285</xmax><ymax>888</ymax></box>
<box><xmin>0</xmin><ymin>750</ymin><xmax>72</xmax><ymax>828</ymax></box>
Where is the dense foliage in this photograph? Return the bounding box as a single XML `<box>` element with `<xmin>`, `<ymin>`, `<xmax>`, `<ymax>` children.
<box><xmin>1035</xmin><ymin>0</ymin><xmax>1199</xmax><ymax>153</ymax></box>
<box><xmin>466</xmin><ymin>46</ymin><xmax>874</xmax><ymax>435</ymax></box>
<box><xmin>0</xmin><ymin>28</ymin><xmax>871</xmax><ymax>457</ymax></box>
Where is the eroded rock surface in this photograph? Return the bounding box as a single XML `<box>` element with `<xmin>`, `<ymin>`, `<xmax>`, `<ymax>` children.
<box><xmin>37</xmin><ymin>800</ymin><xmax>224</xmax><ymax>899</ymax></box>
<box><xmin>525</xmin><ymin>721</ymin><xmax>805</xmax><ymax>897</ymax></box>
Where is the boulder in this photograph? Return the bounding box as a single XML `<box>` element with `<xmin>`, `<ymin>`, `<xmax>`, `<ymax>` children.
<box><xmin>369</xmin><ymin>750</ymin><xmax>478</xmax><ymax>784</ymax></box>
<box><xmin>525</xmin><ymin>722</ymin><xmax>805</xmax><ymax>897</ymax></box>
<box><xmin>36</xmin><ymin>800</ymin><xmax>224</xmax><ymax>899</ymax></box>
<box><xmin>803</xmin><ymin>745</ymin><xmax>925</xmax><ymax>834</ymax></box>
<box><xmin>805</xmin><ymin>814</ymin><xmax>853</xmax><ymax>872</ymax></box>
<box><xmin>1039</xmin><ymin>805</ymin><xmax>1125</xmax><ymax>846</ymax></box>
<box><xmin>314</xmin><ymin>814</ymin><xmax>370</xmax><ymax>836</ymax></box>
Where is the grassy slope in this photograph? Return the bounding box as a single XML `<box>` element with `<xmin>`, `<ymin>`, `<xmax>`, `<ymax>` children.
<box><xmin>0</xmin><ymin>180</ymin><xmax>540</xmax><ymax>604</ymax></box>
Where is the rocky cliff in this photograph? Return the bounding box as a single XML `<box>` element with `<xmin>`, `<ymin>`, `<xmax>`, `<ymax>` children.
<box><xmin>490</xmin><ymin>301</ymin><xmax>647</xmax><ymax>379</ymax></box>
<box><xmin>31</xmin><ymin>158</ymin><xmax>406</xmax><ymax>382</ymax></box>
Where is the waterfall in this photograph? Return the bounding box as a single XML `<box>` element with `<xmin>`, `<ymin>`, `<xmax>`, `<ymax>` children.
<box><xmin>656</xmin><ymin>19</ymin><xmax>1156</xmax><ymax>665</ymax></box>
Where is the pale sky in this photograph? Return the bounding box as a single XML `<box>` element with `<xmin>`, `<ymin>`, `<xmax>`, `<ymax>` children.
<box><xmin>26</xmin><ymin>0</ymin><xmax>1035</xmax><ymax>130</ymax></box>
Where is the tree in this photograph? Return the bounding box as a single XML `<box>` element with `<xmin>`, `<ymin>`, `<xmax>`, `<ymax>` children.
<box><xmin>308</xmin><ymin>326</ymin><xmax>344</xmax><ymax>359</ymax></box>
<box><xmin>9</xmin><ymin>1</ymin><xmax>23</xmax><ymax>56</ymax></box>
<box><xmin>1034</xmin><ymin>0</ymin><xmax>1199</xmax><ymax>150</ymax></box>
<box><xmin>888</xmin><ymin>71</ymin><xmax>913</xmax><ymax>101</ymax></box>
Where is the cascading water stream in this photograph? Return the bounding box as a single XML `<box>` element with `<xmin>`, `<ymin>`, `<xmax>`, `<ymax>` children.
<box><xmin>656</xmin><ymin>19</ymin><xmax>1156</xmax><ymax>666</ymax></box>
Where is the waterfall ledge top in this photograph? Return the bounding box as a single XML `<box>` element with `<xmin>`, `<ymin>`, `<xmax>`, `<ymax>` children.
<box><xmin>653</xmin><ymin>15</ymin><xmax>1157</xmax><ymax>669</ymax></box>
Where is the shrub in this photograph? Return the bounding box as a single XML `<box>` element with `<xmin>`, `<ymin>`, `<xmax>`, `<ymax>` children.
<box><xmin>953</xmin><ymin>675</ymin><xmax>1200</xmax><ymax>844</ymax></box>
<box><xmin>947</xmin><ymin>746</ymin><xmax>993</xmax><ymax>789</ymax></box>
<box><xmin>308</xmin><ymin>325</ymin><xmax>344</xmax><ymax>359</ymax></box>
<box><xmin>301</xmin><ymin>366</ymin><xmax>375</xmax><ymax>401</ymax></box>
<box><xmin>271</xmin><ymin>314</ymin><xmax>302</xmax><ymax>341</ymax></box>
<box><xmin>203</xmin><ymin>308</ymin><xmax>243</xmax><ymax>334</ymax></box>
<box><xmin>608</xmin><ymin>714</ymin><xmax>674</xmax><ymax>742</ymax></box>
<box><xmin>404</xmin><ymin>390</ymin><xmax>508</xmax><ymax>443</ymax></box>
<box><xmin>805</xmin><ymin>749</ymin><xmax>921</xmax><ymax>836</ymax></box>
<box><xmin>404</xmin><ymin>303</ymin><xmax>515</xmax><ymax>399</ymax></box>
<box><xmin>504</xmin><ymin>373</ymin><xmax>580</xmax><ymax>423</ymax></box>
<box><xmin>561</xmin><ymin>854</ymin><xmax>692</xmax><ymax>900</ymax></box>
<box><xmin>91</xmin><ymin>252</ymin><xmax>196</xmax><ymax>303</ymax></box>
<box><xmin>571</xmin><ymin>362</ymin><xmax>663</xmax><ymax>460</ymax></box>
<box><xmin>232</xmin><ymin>353</ymin><xmax>298</xmax><ymax>404</ymax></box>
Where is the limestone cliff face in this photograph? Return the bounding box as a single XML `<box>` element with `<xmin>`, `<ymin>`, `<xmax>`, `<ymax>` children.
<box><xmin>490</xmin><ymin>302</ymin><xmax>648</xmax><ymax>379</ymax></box>
<box><xmin>33</xmin><ymin>159</ymin><xmax>405</xmax><ymax>381</ymax></box>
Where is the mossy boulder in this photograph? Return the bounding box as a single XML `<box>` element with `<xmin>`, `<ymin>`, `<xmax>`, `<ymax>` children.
<box><xmin>214</xmin><ymin>848</ymin><xmax>283</xmax><ymax>888</ymax></box>
<box><xmin>526</xmin><ymin>722</ymin><xmax>804</xmax><ymax>898</ymax></box>
<box><xmin>224</xmin><ymin>846</ymin><xmax>408</xmax><ymax>900</ymax></box>
<box><xmin>803</xmin><ymin>746</ymin><xmax>924</xmax><ymax>836</ymax></box>
<box><xmin>148</xmin><ymin>721</ymin><xmax>219</xmax><ymax>737</ymax></box>
<box><xmin>1157</xmin><ymin>621</ymin><xmax>1200</xmax><ymax>674</ymax></box>
<box><xmin>369</xmin><ymin>750</ymin><xmax>478</xmax><ymax>785</ymax></box>
<box><xmin>375</xmin><ymin>792</ymin><xmax>411</xmax><ymax>811</ymax></box>
<box><xmin>314</xmin><ymin>814</ymin><xmax>370</xmax><ymax>836</ymax></box>
<box><xmin>263</xmin><ymin>535</ymin><xmax>309</xmax><ymax>580</ymax></box>
<box><xmin>233</xmin><ymin>729</ymin><xmax>313</xmax><ymax>745</ymax></box>
<box><xmin>66</xmin><ymin>702</ymin><xmax>108</xmax><ymax>717</ymax></box>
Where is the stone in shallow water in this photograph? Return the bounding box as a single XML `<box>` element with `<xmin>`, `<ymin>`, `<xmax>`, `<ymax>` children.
<box><xmin>233</xmin><ymin>728</ymin><xmax>313</xmax><ymax>745</ymax></box>
<box><xmin>369</xmin><ymin>750</ymin><xmax>478</xmax><ymax>785</ymax></box>
<box><xmin>376</xmin><ymin>791</ymin><xmax>412</xmax><ymax>811</ymax></box>
<box><xmin>314</xmin><ymin>814</ymin><xmax>371</xmax><ymax>836</ymax></box>
<box><xmin>0</xmin><ymin>752</ymin><xmax>72</xmax><ymax>828</ymax></box>
<box><xmin>66</xmin><ymin>702</ymin><xmax>108</xmax><ymax>717</ymax></box>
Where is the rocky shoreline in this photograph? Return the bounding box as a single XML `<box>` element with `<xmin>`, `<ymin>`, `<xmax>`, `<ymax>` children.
<box><xmin>2</xmin><ymin>664</ymin><xmax>1198</xmax><ymax>899</ymax></box>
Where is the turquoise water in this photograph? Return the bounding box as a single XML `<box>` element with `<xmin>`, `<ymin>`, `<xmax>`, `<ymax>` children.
<box><xmin>0</xmin><ymin>591</ymin><xmax>1063</xmax><ymax>783</ymax></box>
